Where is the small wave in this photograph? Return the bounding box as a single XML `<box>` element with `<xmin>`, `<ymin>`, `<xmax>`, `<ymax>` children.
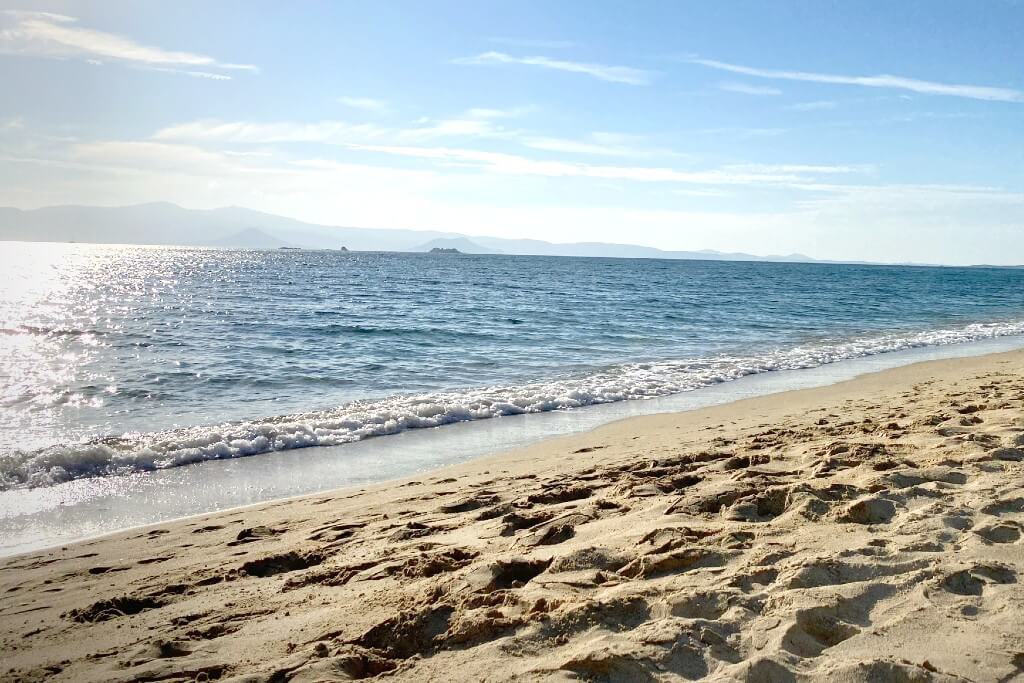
<box><xmin>0</xmin><ymin>325</ymin><xmax>102</xmax><ymax>338</ymax></box>
<box><xmin>2</xmin><ymin>319</ymin><xmax>1023</xmax><ymax>490</ymax></box>
<box><xmin>319</xmin><ymin>324</ymin><xmax>496</xmax><ymax>340</ymax></box>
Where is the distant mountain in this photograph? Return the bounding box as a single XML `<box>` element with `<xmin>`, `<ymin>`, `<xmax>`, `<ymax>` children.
<box><xmin>469</xmin><ymin>236</ymin><xmax>815</xmax><ymax>262</ymax></box>
<box><xmin>0</xmin><ymin>203</ymin><xmax>461</xmax><ymax>251</ymax></box>
<box><xmin>202</xmin><ymin>228</ymin><xmax>296</xmax><ymax>249</ymax></box>
<box><xmin>0</xmin><ymin>201</ymin><xmax>856</xmax><ymax>264</ymax></box>
<box><xmin>414</xmin><ymin>237</ymin><xmax>501</xmax><ymax>254</ymax></box>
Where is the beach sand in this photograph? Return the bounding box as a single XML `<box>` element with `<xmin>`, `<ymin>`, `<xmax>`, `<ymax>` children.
<box><xmin>2</xmin><ymin>350</ymin><xmax>1023</xmax><ymax>682</ymax></box>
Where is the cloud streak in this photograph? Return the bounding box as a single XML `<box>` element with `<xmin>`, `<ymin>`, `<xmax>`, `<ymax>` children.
<box><xmin>152</xmin><ymin>112</ymin><xmax>516</xmax><ymax>145</ymax></box>
<box><xmin>153</xmin><ymin>120</ymin><xmax>386</xmax><ymax>144</ymax></box>
<box><xmin>152</xmin><ymin>114</ymin><xmax>691</xmax><ymax>162</ymax></box>
<box><xmin>0</xmin><ymin>11</ymin><xmax>255</xmax><ymax>78</ymax></box>
<box><xmin>689</xmin><ymin>58</ymin><xmax>1024</xmax><ymax>103</ymax></box>
<box><xmin>345</xmin><ymin>143</ymin><xmax>855</xmax><ymax>187</ymax></box>
<box><xmin>718</xmin><ymin>81</ymin><xmax>781</xmax><ymax>96</ymax></box>
<box><xmin>455</xmin><ymin>51</ymin><xmax>652</xmax><ymax>85</ymax></box>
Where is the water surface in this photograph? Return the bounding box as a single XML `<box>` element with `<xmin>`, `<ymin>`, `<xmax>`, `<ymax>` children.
<box><xmin>2</xmin><ymin>243</ymin><xmax>1024</xmax><ymax>490</ymax></box>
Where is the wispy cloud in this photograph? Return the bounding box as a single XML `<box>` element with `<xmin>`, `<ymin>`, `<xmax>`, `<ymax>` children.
<box><xmin>0</xmin><ymin>10</ymin><xmax>256</xmax><ymax>78</ymax></box>
<box><xmin>463</xmin><ymin>106</ymin><xmax>535</xmax><ymax>119</ymax></box>
<box><xmin>718</xmin><ymin>81</ymin><xmax>782</xmax><ymax>96</ymax></box>
<box><xmin>153</xmin><ymin>120</ymin><xmax>387</xmax><ymax>144</ymax></box>
<box><xmin>338</xmin><ymin>96</ymin><xmax>389</xmax><ymax>112</ymax></box>
<box><xmin>148</xmin><ymin>67</ymin><xmax>233</xmax><ymax>81</ymax></box>
<box><xmin>522</xmin><ymin>132</ymin><xmax>681</xmax><ymax>159</ymax></box>
<box><xmin>455</xmin><ymin>51</ymin><xmax>652</xmax><ymax>85</ymax></box>
<box><xmin>70</xmin><ymin>141</ymin><xmax>239</xmax><ymax>175</ymax></box>
<box><xmin>787</xmin><ymin>100</ymin><xmax>838</xmax><ymax>111</ymax></box>
<box><xmin>152</xmin><ymin>103</ymin><xmax>546</xmax><ymax>148</ymax></box>
<box><xmin>152</xmin><ymin>110</ymin><xmax>515</xmax><ymax>146</ymax></box>
<box><xmin>523</xmin><ymin>137</ymin><xmax>644</xmax><ymax>157</ymax></box>
<box><xmin>724</xmin><ymin>163</ymin><xmax>871</xmax><ymax>175</ymax></box>
<box><xmin>345</xmin><ymin>143</ymin><xmax>838</xmax><ymax>187</ymax></box>
<box><xmin>151</xmin><ymin>111</ymin><xmax>696</xmax><ymax>164</ymax></box>
<box><xmin>689</xmin><ymin>57</ymin><xmax>1024</xmax><ymax>103</ymax></box>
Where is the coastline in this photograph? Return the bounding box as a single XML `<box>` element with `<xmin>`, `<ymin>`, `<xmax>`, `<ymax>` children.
<box><xmin>2</xmin><ymin>349</ymin><xmax>1024</xmax><ymax>681</ymax></box>
<box><xmin>5</xmin><ymin>333</ymin><xmax>1024</xmax><ymax>558</ymax></box>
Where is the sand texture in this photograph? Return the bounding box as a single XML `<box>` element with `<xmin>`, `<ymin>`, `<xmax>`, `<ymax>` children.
<box><xmin>2</xmin><ymin>351</ymin><xmax>1024</xmax><ymax>682</ymax></box>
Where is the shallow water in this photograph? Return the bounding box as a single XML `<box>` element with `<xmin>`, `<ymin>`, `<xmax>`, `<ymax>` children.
<box><xmin>2</xmin><ymin>334</ymin><xmax>1022</xmax><ymax>556</ymax></box>
<box><xmin>3</xmin><ymin>242</ymin><xmax>1024</xmax><ymax>491</ymax></box>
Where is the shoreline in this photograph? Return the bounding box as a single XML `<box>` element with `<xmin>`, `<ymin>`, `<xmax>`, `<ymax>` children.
<box><xmin>5</xmin><ymin>333</ymin><xmax>1024</xmax><ymax>559</ymax></box>
<box><xmin>2</xmin><ymin>349</ymin><xmax>1024</xmax><ymax>681</ymax></box>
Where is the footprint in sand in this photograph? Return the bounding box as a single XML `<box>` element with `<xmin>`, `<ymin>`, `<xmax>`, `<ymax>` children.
<box><xmin>973</xmin><ymin>521</ymin><xmax>1023</xmax><ymax>544</ymax></box>
<box><xmin>937</xmin><ymin>563</ymin><xmax>1017</xmax><ymax>596</ymax></box>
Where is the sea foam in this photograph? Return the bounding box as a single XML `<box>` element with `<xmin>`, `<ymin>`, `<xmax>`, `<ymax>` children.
<box><xmin>2</xmin><ymin>319</ymin><xmax>1023</xmax><ymax>490</ymax></box>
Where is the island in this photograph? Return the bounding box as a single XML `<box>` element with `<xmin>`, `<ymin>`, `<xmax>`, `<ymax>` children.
<box><xmin>429</xmin><ymin>247</ymin><xmax>461</xmax><ymax>254</ymax></box>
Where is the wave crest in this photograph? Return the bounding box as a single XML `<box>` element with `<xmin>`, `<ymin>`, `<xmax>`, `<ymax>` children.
<box><xmin>2</xmin><ymin>319</ymin><xmax>1022</xmax><ymax>490</ymax></box>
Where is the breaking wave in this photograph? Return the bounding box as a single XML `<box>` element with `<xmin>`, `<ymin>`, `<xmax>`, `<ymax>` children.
<box><xmin>3</xmin><ymin>319</ymin><xmax>1023</xmax><ymax>490</ymax></box>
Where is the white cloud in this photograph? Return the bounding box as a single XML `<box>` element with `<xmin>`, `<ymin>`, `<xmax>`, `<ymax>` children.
<box><xmin>153</xmin><ymin>119</ymin><xmax>390</xmax><ymax>144</ymax></box>
<box><xmin>463</xmin><ymin>106</ymin><xmax>535</xmax><ymax>119</ymax></box>
<box><xmin>338</xmin><ymin>96</ymin><xmax>388</xmax><ymax>112</ymax></box>
<box><xmin>151</xmin><ymin>109</ymin><xmax>529</xmax><ymax>146</ymax></box>
<box><xmin>522</xmin><ymin>132</ymin><xmax>680</xmax><ymax>159</ymax></box>
<box><xmin>523</xmin><ymin>137</ymin><xmax>642</xmax><ymax>157</ymax></box>
<box><xmin>147</xmin><ymin>67</ymin><xmax>233</xmax><ymax>80</ymax></box>
<box><xmin>403</xmin><ymin>118</ymin><xmax>501</xmax><ymax>139</ymax></box>
<box><xmin>150</xmin><ymin>113</ymin><xmax>696</xmax><ymax>163</ymax></box>
<box><xmin>0</xmin><ymin>10</ymin><xmax>255</xmax><ymax>78</ymax></box>
<box><xmin>718</xmin><ymin>81</ymin><xmax>782</xmax><ymax>96</ymax></box>
<box><xmin>690</xmin><ymin>58</ymin><xmax>1024</xmax><ymax>103</ymax></box>
<box><xmin>70</xmin><ymin>141</ymin><xmax>238</xmax><ymax>174</ymax></box>
<box><xmin>400</xmin><ymin>106</ymin><xmax>535</xmax><ymax>139</ymax></box>
<box><xmin>345</xmin><ymin>143</ymin><xmax>825</xmax><ymax>186</ymax></box>
<box><xmin>724</xmin><ymin>163</ymin><xmax>870</xmax><ymax>175</ymax></box>
<box><xmin>455</xmin><ymin>51</ymin><xmax>652</xmax><ymax>85</ymax></box>
<box><xmin>791</xmin><ymin>182</ymin><xmax>1024</xmax><ymax>209</ymax></box>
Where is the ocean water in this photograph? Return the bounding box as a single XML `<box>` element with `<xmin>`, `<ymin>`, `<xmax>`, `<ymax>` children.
<box><xmin>3</xmin><ymin>242</ymin><xmax>1024</xmax><ymax>493</ymax></box>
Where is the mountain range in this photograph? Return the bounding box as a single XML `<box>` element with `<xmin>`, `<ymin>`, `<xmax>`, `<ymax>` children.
<box><xmin>1</xmin><ymin>202</ymin><xmax>822</xmax><ymax>263</ymax></box>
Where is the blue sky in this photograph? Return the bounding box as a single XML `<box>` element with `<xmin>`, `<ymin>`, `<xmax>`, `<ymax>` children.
<box><xmin>0</xmin><ymin>1</ymin><xmax>1022</xmax><ymax>263</ymax></box>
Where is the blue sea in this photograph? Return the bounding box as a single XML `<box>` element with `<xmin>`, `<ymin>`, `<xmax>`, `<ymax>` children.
<box><xmin>4</xmin><ymin>242</ymin><xmax>1024</xmax><ymax>493</ymax></box>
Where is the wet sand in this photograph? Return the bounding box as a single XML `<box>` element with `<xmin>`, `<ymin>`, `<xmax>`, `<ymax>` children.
<box><xmin>2</xmin><ymin>350</ymin><xmax>1023</xmax><ymax>682</ymax></box>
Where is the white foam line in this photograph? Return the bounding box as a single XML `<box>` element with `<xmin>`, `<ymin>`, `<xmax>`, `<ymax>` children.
<box><xmin>3</xmin><ymin>319</ymin><xmax>1024</xmax><ymax>489</ymax></box>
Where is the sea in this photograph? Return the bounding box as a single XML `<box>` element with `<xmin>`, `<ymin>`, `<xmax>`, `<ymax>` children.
<box><xmin>3</xmin><ymin>242</ymin><xmax>1024</xmax><ymax>554</ymax></box>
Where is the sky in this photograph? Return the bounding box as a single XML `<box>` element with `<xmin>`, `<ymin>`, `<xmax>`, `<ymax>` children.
<box><xmin>0</xmin><ymin>1</ymin><xmax>1022</xmax><ymax>264</ymax></box>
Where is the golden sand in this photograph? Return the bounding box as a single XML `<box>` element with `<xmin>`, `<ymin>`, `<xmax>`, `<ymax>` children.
<box><xmin>2</xmin><ymin>350</ymin><xmax>1023</xmax><ymax>681</ymax></box>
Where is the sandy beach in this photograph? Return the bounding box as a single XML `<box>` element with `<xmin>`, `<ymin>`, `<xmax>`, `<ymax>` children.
<box><xmin>2</xmin><ymin>349</ymin><xmax>1023</xmax><ymax>682</ymax></box>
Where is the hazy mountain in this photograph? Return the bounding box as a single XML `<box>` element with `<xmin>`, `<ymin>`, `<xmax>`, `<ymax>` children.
<box><xmin>0</xmin><ymin>203</ymin><xmax>460</xmax><ymax>251</ymax></box>
<box><xmin>470</xmin><ymin>236</ymin><xmax>815</xmax><ymax>262</ymax></box>
<box><xmin>414</xmin><ymin>237</ymin><xmax>501</xmax><ymax>254</ymax></box>
<box><xmin>1</xmin><ymin>202</ymin><xmax>832</xmax><ymax>264</ymax></box>
<box><xmin>201</xmin><ymin>228</ymin><xmax>297</xmax><ymax>249</ymax></box>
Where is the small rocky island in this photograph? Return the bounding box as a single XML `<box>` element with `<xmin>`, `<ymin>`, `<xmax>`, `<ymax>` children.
<box><xmin>429</xmin><ymin>247</ymin><xmax>461</xmax><ymax>254</ymax></box>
